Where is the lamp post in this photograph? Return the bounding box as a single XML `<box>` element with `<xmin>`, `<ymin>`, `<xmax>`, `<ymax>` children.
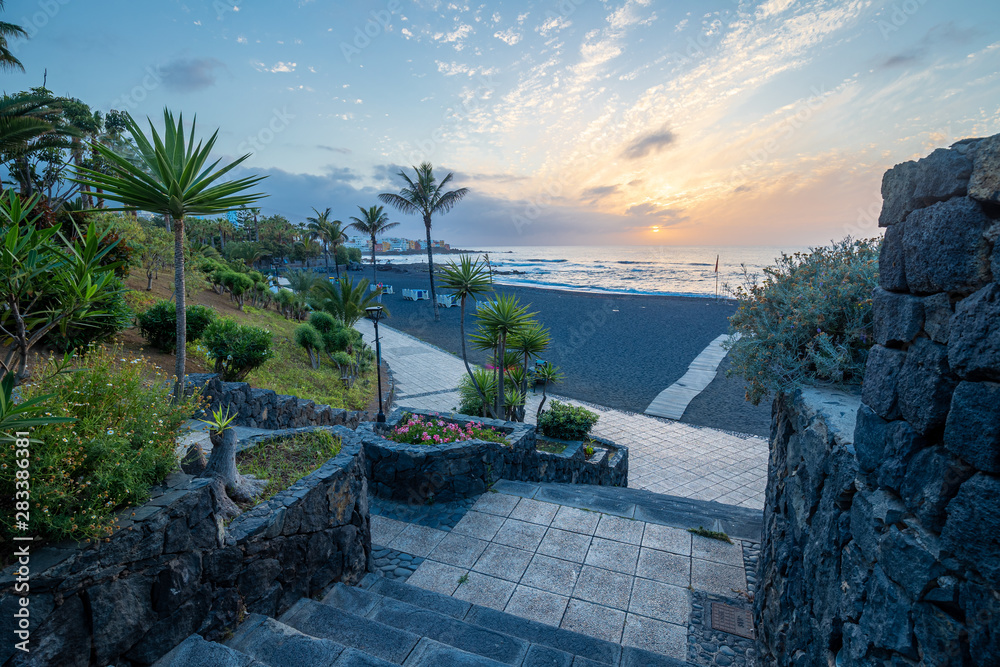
<box><xmin>365</xmin><ymin>305</ymin><xmax>386</xmax><ymax>423</ymax></box>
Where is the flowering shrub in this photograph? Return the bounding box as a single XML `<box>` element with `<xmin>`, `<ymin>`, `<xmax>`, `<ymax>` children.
<box><xmin>0</xmin><ymin>346</ymin><xmax>198</xmax><ymax>544</ymax></box>
<box><xmin>725</xmin><ymin>237</ymin><xmax>880</xmax><ymax>405</ymax></box>
<box><xmin>386</xmin><ymin>414</ymin><xmax>507</xmax><ymax>446</ymax></box>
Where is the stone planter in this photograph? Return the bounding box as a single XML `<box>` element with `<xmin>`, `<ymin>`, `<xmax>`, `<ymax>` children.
<box><xmin>0</xmin><ymin>426</ymin><xmax>371</xmax><ymax>667</ymax></box>
<box><xmin>358</xmin><ymin>409</ymin><xmax>536</xmax><ymax>503</ymax></box>
<box><xmin>534</xmin><ymin>434</ymin><xmax>629</xmax><ymax>487</ymax></box>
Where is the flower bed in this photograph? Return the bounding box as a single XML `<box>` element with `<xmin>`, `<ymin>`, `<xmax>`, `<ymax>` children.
<box><xmin>387</xmin><ymin>413</ymin><xmax>507</xmax><ymax>445</ymax></box>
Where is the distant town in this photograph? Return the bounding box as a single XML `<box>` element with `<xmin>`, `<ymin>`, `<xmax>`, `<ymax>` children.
<box><xmin>343</xmin><ymin>235</ymin><xmax>460</xmax><ymax>254</ymax></box>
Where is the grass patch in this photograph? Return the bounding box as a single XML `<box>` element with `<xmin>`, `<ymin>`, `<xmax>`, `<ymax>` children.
<box><xmin>235</xmin><ymin>430</ymin><xmax>343</xmax><ymax>506</ymax></box>
<box><xmin>457</xmin><ymin>573</ymin><xmax>469</xmax><ymax>585</ymax></box>
<box><xmin>688</xmin><ymin>526</ymin><xmax>733</xmax><ymax>544</ymax></box>
<box><xmin>536</xmin><ymin>438</ymin><xmax>569</xmax><ymax>454</ymax></box>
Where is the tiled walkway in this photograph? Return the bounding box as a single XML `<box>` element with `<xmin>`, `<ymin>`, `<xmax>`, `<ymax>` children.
<box><xmin>371</xmin><ymin>483</ymin><xmax>757</xmax><ymax>664</ymax></box>
<box><xmin>356</xmin><ymin>320</ymin><xmax>769</xmax><ymax>510</ymax></box>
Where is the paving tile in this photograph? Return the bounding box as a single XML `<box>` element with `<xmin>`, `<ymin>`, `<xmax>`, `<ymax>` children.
<box><xmin>472</xmin><ymin>543</ymin><xmax>533</xmax><ymax>582</ymax></box>
<box><xmin>584</xmin><ymin>538</ymin><xmax>639</xmax><ymax>575</ymax></box>
<box><xmin>550</xmin><ymin>506</ymin><xmax>601</xmax><ymax>535</ymax></box>
<box><xmin>537</xmin><ymin>528</ymin><xmax>592</xmax><ymax>564</ymax></box>
<box><xmin>451</xmin><ymin>510</ymin><xmax>507</xmax><ymax>541</ymax></box>
<box><xmin>370</xmin><ymin>515</ymin><xmax>408</xmax><ymax>546</ymax></box>
<box><xmin>594</xmin><ymin>515</ymin><xmax>645</xmax><ymax>545</ymax></box>
<box><xmin>406</xmin><ymin>560</ymin><xmax>467</xmax><ymax>596</ymax></box>
<box><xmin>452</xmin><ymin>571</ymin><xmax>517</xmax><ymax>611</ymax></box>
<box><xmin>520</xmin><ymin>554</ymin><xmax>582</xmax><ymax>595</ymax></box>
<box><xmin>560</xmin><ymin>599</ymin><xmax>626</xmax><ymax>644</ymax></box>
<box><xmin>622</xmin><ymin>615</ymin><xmax>688</xmax><ymax>660</ymax></box>
<box><xmin>628</xmin><ymin>578</ymin><xmax>690</xmax><ymax>626</ymax></box>
<box><xmin>504</xmin><ymin>585</ymin><xmax>570</xmax><ymax>627</ymax></box>
<box><xmin>509</xmin><ymin>498</ymin><xmax>560</xmax><ymax>526</ymax></box>
<box><xmin>471</xmin><ymin>492</ymin><xmax>521</xmax><ymax>517</ymax></box>
<box><xmin>635</xmin><ymin>548</ymin><xmax>690</xmax><ymax>588</ymax></box>
<box><xmin>427</xmin><ymin>532</ymin><xmax>489</xmax><ymax>569</ymax></box>
<box><xmin>571</xmin><ymin>566</ymin><xmax>633</xmax><ymax>611</ymax></box>
<box><xmin>493</xmin><ymin>519</ymin><xmax>548</xmax><ymax>552</ymax></box>
<box><xmin>691</xmin><ymin>558</ymin><xmax>747</xmax><ymax>597</ymax></box>
<box><xmin>387</xmin><ymin>523</ymin><xmax>448</xmax><ymax>558</ymax></box>
<box><xmin>691</xmin><ymin>534</ymin><xmax>745</xmax><ymax>566</ymax></box>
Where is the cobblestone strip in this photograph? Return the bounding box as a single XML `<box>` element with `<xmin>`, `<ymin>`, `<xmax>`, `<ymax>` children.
<box><xmin>687</xmin><ymin>590</ymin><xmax>757</xmax><ymax>667</ymax></box>
<box><xmin>371</xmin><ymin>545</ymin><xmax>425</xmax><ymax>582</ymax></box>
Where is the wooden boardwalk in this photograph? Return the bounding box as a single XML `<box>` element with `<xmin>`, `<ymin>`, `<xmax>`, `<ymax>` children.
<box><xmin>644</xmin><ymin>333</ymin><xmax>738</xmax><ymax>420</ymax></box>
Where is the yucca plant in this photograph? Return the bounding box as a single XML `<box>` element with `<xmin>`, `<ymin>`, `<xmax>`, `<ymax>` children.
<box><xmin>473</xmin><ymin>294</ymin><xmax>536</xmax><ymax>419</ymax></box>
<box><xmin>438</xmin><ymin>254</ymin><xmax>494</xmax><ymax>416</ymax></box>
<box><xmin>534</xmin><ymin>362</ymin><xmax>564</xmax><ymax>419</ymax></box>
<box><xmin>72</xmin><ymin>109</ymin><xmax>267</xmax><ymax>399</ymax></box>
<box><xmin>198</xmin><ymin>405</ymin><xmax>267</xmax><ymax>504</ymax></box>
<box><xmin>311</xmin><ymin>276</ymin><xmax>389</xmax><ymax>327</ymax></box>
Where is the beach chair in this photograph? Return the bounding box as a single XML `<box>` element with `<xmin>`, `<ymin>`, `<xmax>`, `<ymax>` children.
<box><xmin>415</xmin><ymin>289</ymin><xmax>429</xmax><ymax>300</ymax></box>
<box><xmin>436</xmin><ymin>294</ymin><xmax>455</xmax><ymax>308</ymax></box>
<box><xmin>402</xmin><ymin>289</ymin><xmax>414</xmax><ymax>301</ymax></box>
<box><xmin>382</xmin><ymin>285</ymin><xmax>394</xmax><ymax>295</ymax></box>
<box><xmin>476</xmin><ymin>299</ymin><xmax>496</xmax><ymax>312</ymax></box>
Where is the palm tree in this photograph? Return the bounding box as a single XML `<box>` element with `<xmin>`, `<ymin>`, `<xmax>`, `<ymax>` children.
<box><xmin>534</xmin><ymin>363</ymin><xmax>563</xmax><ymax>419</ymax></box>
<box><xmin>348</xmin><ymin>205</ymin><xmax>399</xmax><ymax>285</ymax></box>
<box><xmin>509</xmin><ymin>321</ymin><xmax>551</xmax><ymax>420</ymax></box>
<box><xmin>311</xmin><ymin>276</ymin><xmax>389</xmax><ymax>327</ymax></box>
<box><xmin>0</xmin><ymin>93</ymin><xmax>68</xmax><ymax>191</ymax></box>
<box><xmin>438</xmin><ymin>255</ymin><xmax>495</xmax><ymax>417</ymax></box>
<box><xmin>73</xmin><ymin>109</ymin><xmax>267</xmax><ymax>398</ymax></box>
<box><xmin>306</xmin><ymin>207</ymin><xmax>347</xmax><ymax>277</ymax></box>
<box><xmin>0</xmin><ymin>2</ymin><xmax>27</xmax><ymax>72</ymax></box>
<box><xmin>379</xmin><ymin>162</ymin><xmax>468</xmax><ymax>321</ymax></box>
<box><xmin>474</xmin><ymin>294</ymin><xmax>536</xmax><ymax>419</ymax></box>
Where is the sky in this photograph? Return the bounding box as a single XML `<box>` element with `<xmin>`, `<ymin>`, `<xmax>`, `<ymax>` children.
<box><xmin>5</xmin><ymin>0</ymin><xmax>1000</xmax><ymax>247</ymax></box>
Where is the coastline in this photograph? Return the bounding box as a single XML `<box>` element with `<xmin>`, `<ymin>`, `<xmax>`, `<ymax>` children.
<box><xmin>360</xmin><ymin>263</ymin><xmax>770</xmax><ymax>436</ymax></box>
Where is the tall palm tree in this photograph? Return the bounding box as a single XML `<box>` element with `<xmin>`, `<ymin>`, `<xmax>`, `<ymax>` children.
<box><xmin>379</xmin><ymin>162</ymin><xmax>469</xmax><ymax>321</ymax></box>
<box><xmin>73</xmin><ymin>109</ymin><xmax>267</xmax><ymax>398</ymax></box>
<box><xmin>0</xmin><ymin>2</ymin><xmax>27</xmax><ymax>72</ymax></box>
<box><xmin>348</xmin><ymin>205</ymin><xmax>399</xmax><ymax>284</ymax></box>
<box><xmin>438</xmin><ymin>255</ymin><xmax>495</xmax><ymax>416</ymax></box>
<box><xmin>306</xmin><ymin>207</ymin><xmax>347</xmax><ymax>277</ymax></box>
<box><xmin>0</xmin><ymin>93</ymin><xmax>67</xmax><ymax>191</ymax></box>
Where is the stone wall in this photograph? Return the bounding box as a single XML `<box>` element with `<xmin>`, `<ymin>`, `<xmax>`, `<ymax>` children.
<box><xmin>359</xmin><ymin>409</ymin><xmax>628</xmax><ymax>504</ymax></box>
<box><xmin>0</xmin><ymin>426</ymin><xmax>371</xmax><ymax>667</ymax></box>
<box><xmin>186</xmin><ymin>373</ymin><xmax>364</xmax><ymax>430</ymax></box>
<box><xmin>755</xmin><ymin>136</ymin><xmax>1000</xmax><ymax>666</ymax></box>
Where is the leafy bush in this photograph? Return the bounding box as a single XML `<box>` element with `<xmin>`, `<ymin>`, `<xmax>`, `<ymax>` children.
<box><xmin>458</xmin><ymin>368</ymin><xmax>498</xmax><ymax>417</ymax></box>
<box><xmin>294</xmin><ymin>324</ymin><xmax>325</xmax><ymax>369</ymax></box>
<box><xmin>185</xmin><ymin>304</ymin><xmax>217</xmax><ymax>341</ymax></box>
<box><xmin>197</xmin><ymin>257</ymin><xmax>224</xmax><ymax>274</ymax></box>
<box><xmin>0</xmin><ymin>347</ymin><xmax>198</xmax><ymax>543</ymax></box>
<box><xmin>202</xmin><ymin>318</ymin><xmax>274</xmax><ymax>381</ymax></box>
<box><xmin>123</xmin><ymin>289</ymin><xmax>159</xmax><ymax>314</ymax></box>
<box><xmin>308</xmin><ymin>311</ymin><xmax>337</xmax><ymax>333</ymax></box>
<box><xmin>47</xmin><ymin>278</ymin><xmax>132</xmax><ymax>352</ymax></box>
<box><xmin>386</xmin><ymin>414</ymin><xmax>507</xmax><ymax>445</ymax></box>
<box><xmin>537</xmin><ymin>401</ymin><xmax>599</xmax><ymax>441</ymax></box>
<box><xmin>725</xmin><ymin>237</ymin><xmax>880</xmax><ymax>405</ymax></box>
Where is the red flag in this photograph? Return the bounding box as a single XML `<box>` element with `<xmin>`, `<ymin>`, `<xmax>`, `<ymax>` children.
<box><xmin>714</xmin><ymin>255</ymin><xmax>719</xmax><ymax>272</ymax></box>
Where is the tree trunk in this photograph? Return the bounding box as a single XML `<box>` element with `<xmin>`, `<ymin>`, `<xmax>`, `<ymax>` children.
<box><xmin>333</xmin><ymin>242</ymin><xmax>341</xmax><ymax>278</ymax></box>
<box><xmin>173</xmin><ymin>215</ymin><xmax>187</xmax><ymax>401</ymax></box>
<box><xmin>147</xmin><ymin>272</ymin><xmax>153</xmax><ymax>290</ymax></box>
<box><xmin>201</xmin><ymin>427</ymin><xmax>267</xmax><ymax>504</ymax></box>
<box><xmin>425</xmin><ymin>218</ymin><xmax>439</xmax><ymax>320</ymax></box>
<box><xmin>371</xmin><ymin>236</ymin><xmax>377</xmax><ymax>285</ymax></box>
<box><xmin>459</xmin><ymin>296</ymin><xmax>493</xmax><ymax>418</ymax></box>
<box><xmin>495</xmin><ymin>334</ymin><xmax>506</xmax><ymax>418</ymax></box>
<box><xmin>537</xmin><ymin>384</ymin><xmax>549</xmax><ymax>419</ymax></box>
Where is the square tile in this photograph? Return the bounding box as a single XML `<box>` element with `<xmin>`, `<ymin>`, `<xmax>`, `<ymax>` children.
<box><xmin>504</xmin><ymin>585</ymin><xmax>570</xmax><ymax>626</ymax></box>
<box><xmin>407</xmin><ymin>560</ymin><xmax>467</xmax><ymax>596</ymax></box>
<box><xmin>628</xmin><ymin>578</ymin><xmax>690</xmax><ymax>625</ymax></box>
<box><xmin>595</xmin><ymin>515</ymin><xmax>645</xmax><ymax>545</ymax></box>
<box><xmin>584</xmin><ymin>537</ymin><xmax>639</xmax><ymax>575</ymax></box>
<box><xmin>471</xmin><ymin>492</ymin><xmax>520</xmax><ymax>517</ymax></box>
<box><xmin>520</xmin><ymin>555</ymin><xmax>582</xmax><ymax>595</ymax></box>
<box><xmin>451</xmin><ymin>510</ymin><xmax>506</xmax><ymax>541</ymax></box>
<box><xmin>641</xmin><ymin>523</ymin><xmax>692</xmax><ymax>556</ymax></box>
<box><xmin>509</xmin><ymin>498</ymin><xmax>560</xmax><ymax>526</ymax></box>
<box><xmin>538</xmin><ymin>528</ymin><xmax>592</xmax><ymax>564</ymax></box>
<box><xmin>572</xmin><ymin>566</ymin><xmax>633</xmax><ymax>611</ymax></box>
<box><xmin>428</xmin><ymin>532</ymin><xmax>489</xmax><ymax>569</ymax></box>
<box><xmin>370</xmin><ymin>515</ymin><xmax>408</xmax><ymax>546</ymax></box>
<box><xmin>551</xmin><ymin>506</ymin><xmax>600</xmax><ymax>535</ymax></box>
<box><xmin>472</xmin><ymin>543</ymin><xmax>533</xmax><ymax>582</ymax></box>
<box><xmin>691</xmin><ymin>534</ymin><xmax>745</xmax><ymax>566</ymax></box>
<box><xmin>494</xmin><ymin>519</ymin><xmax>548</xmax><ymax>552</ymax></box>
<box><xmin>387</xmin><ymin>523</ymin><xmax>448</xmax><ymax>558</ymax></box>
<box><xmin>623</xmin><ymin>615</ymin><xmax>688</xmax><ymax>660</ymax></box>
<box><xmin>560</xmin><ymin>599</ymin><xmax>626</xmax><ymax>644</ymax></box>
<box><xmin>635</xmin><ymin>547</ymin><xmax>690</xmax><ymax>587</ymax></box>
<box><xmin>452</xmin><ymin>572</ymin><xmax>517</xmax><ymax>611</ymax></box>
<box><xmin>691</xmin><ymin>559</ymin><xmax>747</xmax><ymax>597</ymax></box>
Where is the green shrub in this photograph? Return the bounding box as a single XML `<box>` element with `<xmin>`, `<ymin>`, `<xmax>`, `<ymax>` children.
<box><xmin>248</xmin><ymin>270</ymin><xmax>264</xmax><ymax>284</ymax></box>
<box><xmin>725</xmin><ymin>237</ymin><xmax>880</xmax><ymax>405</ymax></box>
<box><xmin>537</xmin><ymin>401</ymin><xmax>599</xmax><ymax>441</ymax></box>
<box><xmin>308</xmin><ymin>311</ymin><xmax>337</xmax><ymax>333</ymax></box>
<box><xmin>0</xmin><ymin>346</ymin><xmax>198</xmax><ymax>543</ymax></box>
<box><xmin>294</xmin><ymin>324</ymin><xmax>325</xmax><ymax>369</ymax></box>
<box><xmin>458</xmin><ymin>368</ymin><xmax>498</xmax><ymax>418</ymax></box>
<box><xmin>197</xmin><ymin>257</ymin><xmax>223</xmax><ymax>274</ymax></box>
<box><xmin>48</xmin><ymin>278</ymin><xmax>132</xmax><ymax>352</ymax></box>
<box><xmin>202</xmin><ymin>318</ymin><xmax>274</xmax><ymax>381</ymax></box>
<box><xmin>186</xmin><ymin>304</ymin><xmax>217</xmax><ymax>341</ymax></box>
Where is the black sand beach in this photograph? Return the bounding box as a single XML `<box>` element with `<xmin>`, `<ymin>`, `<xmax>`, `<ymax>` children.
<box><xmin>352</xmin><ymin>263</ymin><xmax>771</xmax><ymax>437</ymax></box>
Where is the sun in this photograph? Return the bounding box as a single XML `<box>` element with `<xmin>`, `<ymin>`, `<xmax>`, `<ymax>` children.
<box><xmin>651</xmin><ymin>226</ymin><xmax>660</xmax><ymax>233</ymax></box>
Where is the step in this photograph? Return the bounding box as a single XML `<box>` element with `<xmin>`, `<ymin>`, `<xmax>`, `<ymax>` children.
<box><xmin>322</xmin><ymin>584</ymin><xmax>531</xmax><ymax>665</ymax></box>
<box><xmin>153</xmin><ymin>634</ymin><xmax>264</xmax><ymax>667</ymax></box>
<box><xmin>226</xmin><ymin>613</ymin><xmax>356</xmax><ymax>667</ymax></box>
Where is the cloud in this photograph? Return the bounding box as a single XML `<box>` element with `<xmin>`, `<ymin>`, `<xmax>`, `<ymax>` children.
<box><xmin>875</xmin><ymin>21</ymin><xmax>983</xmax><ymax>70</ymax></box>
<box><xmin>317</xmin><ymin>145</ymin><xmax>352</xmax><ymax>154</ymax></box>
<box><xmin>622</xmin><ymin>128</ymin><xmax>676</xmax><ymax>160</ymax></box>
<box><xmin>494</xmin><ymin>28</ymin><xmax>522</xmax><ymax>45</ymax></box>
<box><xmin>625</xmin><ymin>202</ymin><xmax>685</xmax><ymax>223</ymax></box>
<box><xmin>252</xmin><ymin>61</ymin><xmax>297</xmax><ymax>73</ymax></box>
<box><xmin>582</xmin><ymin>184</ymin><xmax>619</xmax><ymax>201</ymax></box>
<box><xmin>432</xmin><ymin>23</ymin><xmax>474</xmax><ymax>50</ymax></box>
<box><xmin>161</xmin><ymin>57</ymin><xmax>225</xmax><ymax>92</ymax></box>
<box><xmin>536</xmin><ymin>15</ymin><xmax>571</xmax><ymax>36</ymax></box>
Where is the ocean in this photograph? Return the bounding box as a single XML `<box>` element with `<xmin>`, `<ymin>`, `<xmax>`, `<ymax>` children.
<box><xmin>381</xmin><ymin>246</ymin><xmax>806</xmax><ymax>298</ymax></box>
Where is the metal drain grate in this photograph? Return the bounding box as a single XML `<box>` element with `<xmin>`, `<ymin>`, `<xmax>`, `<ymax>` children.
<box><xmin>711</xmin><ymin>602</ymin><xmax>755</xmax><ymax>639</ymax></box>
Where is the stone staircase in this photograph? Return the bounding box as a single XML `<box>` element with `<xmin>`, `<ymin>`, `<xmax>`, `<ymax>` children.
<box><xmin>154</xmin><ymin>573</ymin><xmax>695</xmax><ymax>667</ymax></box>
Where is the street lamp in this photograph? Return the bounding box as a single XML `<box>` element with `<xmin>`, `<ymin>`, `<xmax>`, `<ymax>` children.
<box><xmin>365</xmin><ymin>305</ymin><xmax>386</xmax><ymax>423</ymax></box>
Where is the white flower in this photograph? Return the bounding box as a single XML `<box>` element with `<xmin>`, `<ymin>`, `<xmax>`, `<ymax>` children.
<box><xmin>107</xmin><ymin>429</ymin><xmax>114</xmax><ymax>435</ymax></box>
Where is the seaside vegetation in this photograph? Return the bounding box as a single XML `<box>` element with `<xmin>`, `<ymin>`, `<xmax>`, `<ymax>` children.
<box><xmin>537</xmin><ymin>401</ymin><xmax>600</xmax><ymax>441</ymax></box>
<box><xmin>386</xmin><ymin>413</ymin><xmax>507</xmax><ymax>446</ymax></box>
<box><xmin>725</xmin><ymin>237</ymin><xmax>880</xmax><ymax>405</ymax></box>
